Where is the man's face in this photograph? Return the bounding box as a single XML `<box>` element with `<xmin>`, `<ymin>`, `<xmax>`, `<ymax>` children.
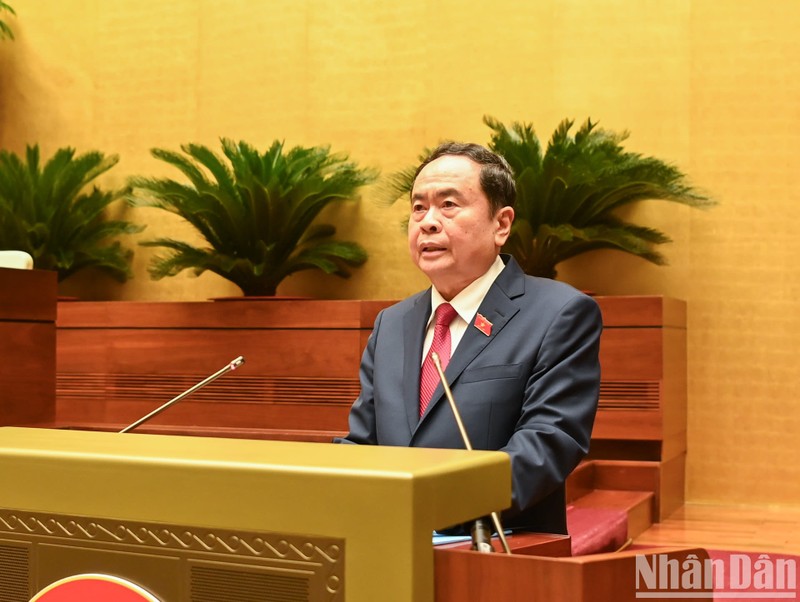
<box><xmin>408</xmin><ymin>154</ymin><xmax>514</xmax><ymax>300</ymax></box>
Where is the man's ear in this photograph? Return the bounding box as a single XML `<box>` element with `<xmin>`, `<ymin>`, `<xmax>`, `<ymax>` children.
<box><xmin>494</xmin><ymin>206</ymin><xmax>515</xmax><ymax>245</ymax></box>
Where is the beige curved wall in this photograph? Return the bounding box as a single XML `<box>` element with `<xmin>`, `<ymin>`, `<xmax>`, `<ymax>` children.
<box><xmin>0</xmin><ymin>0</ymin><xmax>797</xmax><ymax>507</ymax></box>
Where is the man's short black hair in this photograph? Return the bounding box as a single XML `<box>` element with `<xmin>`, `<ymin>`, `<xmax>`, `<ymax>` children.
<box><xmin>413</xmin><ymin>142</ymin><xmax>516</xmax><ymax>214</ymax></box>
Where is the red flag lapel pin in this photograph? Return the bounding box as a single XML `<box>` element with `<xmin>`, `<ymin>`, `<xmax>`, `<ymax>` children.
<box><xmin>474</xmin><ymin>313</ymin><xmax>492</xmax><ymax>337</ymax></box>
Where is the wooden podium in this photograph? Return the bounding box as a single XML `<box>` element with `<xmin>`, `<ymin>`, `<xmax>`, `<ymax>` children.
<box><xmin>0</xmin><ymin>427</ymin><xmax>510</xmax><ymax>602</ymax></box>
<box><xmin>0</xmin><ymin>267</ymin><xmax>57</xmax><ymax>426</ymax></box>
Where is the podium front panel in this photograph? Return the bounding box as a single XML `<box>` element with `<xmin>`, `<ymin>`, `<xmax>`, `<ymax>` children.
<box><xmin>0</xmin><ymin>427</ymin><xmax>510</xmax><ymax>602</ymax></box>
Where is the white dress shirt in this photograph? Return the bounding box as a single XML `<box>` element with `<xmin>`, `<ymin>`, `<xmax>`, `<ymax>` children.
<box><xmin>421</xmin><ymin>255</ymin><xmax>506</xmax><ymax>364</ymax></box>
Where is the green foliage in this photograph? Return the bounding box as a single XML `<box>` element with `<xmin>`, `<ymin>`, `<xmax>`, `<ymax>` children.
<box><xmin>484</xmin><ymin>115</ymin><xmax>715</xmax><ymax>278</ymax></box>
<box><xmin>381</xmin><ymin>116</ymin><xmax>715</xmax><ymax>278</ymax></box>
<box><xmin>0</xmin><ymin>1</ymin><xmax>14</xmax><ymax>40</ymax></box>
<box><xmin>0</xmin><ymin>145</ymin><xmax>142</xmax><ymax>282</ymax></box>
<box><xmin>130</xmin><ymin>138</ymin><xmax>378</xmax><ymax>296</ymax></box>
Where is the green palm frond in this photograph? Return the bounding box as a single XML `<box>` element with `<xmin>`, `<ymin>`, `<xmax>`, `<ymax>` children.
<box><xmin>374</xmin><ymin>144</ymin><xmax>438</xmax><ymax>209</ymax></box>
<box><xmin>130</xmin><ymin>138</ymin><xmax>377</xmax><ymax>296</ymax></box>
<box><xmin>0</xmin><ymin>1</ymin><xmax>15</xmax><ymax>41</ymax></box>
<box><xmin>376</xmin><ymin>163</ymin><xmax>422</xmax><ymax>208</ymax></box>
<box><xmin>0</xmin><ymin>144</ymin><xmax>142</xmax><ymax>282</ymax></box>
<box><xmin>279</xmin><ymin>240</ymin><xmax>368</xmax><ymax>280</ymax></box>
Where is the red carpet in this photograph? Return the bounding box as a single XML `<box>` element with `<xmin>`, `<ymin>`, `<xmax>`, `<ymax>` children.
<box><xmin>566</xmin><ymin>505</ymin><xmax>628</xmax><ymax>556</ymax></box>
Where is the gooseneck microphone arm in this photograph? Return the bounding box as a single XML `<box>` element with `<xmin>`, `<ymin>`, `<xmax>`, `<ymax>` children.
<box><xmin>119</xmin><ymin>356</ymin><xmax>246</xmax><ymax>434</ymax></box>
<box><xmin>430</xmin><ymin>352</ymin><xmax>512</xmax><ymax>555</ymax></box>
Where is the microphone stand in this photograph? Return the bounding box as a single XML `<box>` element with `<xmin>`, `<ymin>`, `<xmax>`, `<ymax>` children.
<box><xmin>431</xmin><ymin>352</ymin><xmax>512</xmax><ymax>555</ymax></box>
<box><xmin>119</xmin><ymin>356</ymin><xmax>245</xmax><ymax>434</ymax></box>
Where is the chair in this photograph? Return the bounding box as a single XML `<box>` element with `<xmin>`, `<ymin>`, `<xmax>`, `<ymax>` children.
<box><xmin>0</xmin><ymin>250</ymin><xmax>34</xmax><ymax>269</ymax></box>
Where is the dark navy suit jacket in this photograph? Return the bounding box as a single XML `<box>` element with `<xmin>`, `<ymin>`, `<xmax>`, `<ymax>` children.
<box><xmin>337</xmin><ymin>255</ymin><xmax>602</xmax><ymax>534</ymax></box>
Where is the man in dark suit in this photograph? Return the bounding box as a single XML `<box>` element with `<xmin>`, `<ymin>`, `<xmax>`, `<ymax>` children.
<box><xmin>337</xmin><ymin>142</ymin><xmax>602</xmax><ymax>534</ymax></box>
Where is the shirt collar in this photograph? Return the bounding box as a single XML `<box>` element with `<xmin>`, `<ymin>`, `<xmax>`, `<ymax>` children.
<box><xmin>428</xmin><ymin>255</ymin><xmax>506</xmax><ymax>326</ymax></box>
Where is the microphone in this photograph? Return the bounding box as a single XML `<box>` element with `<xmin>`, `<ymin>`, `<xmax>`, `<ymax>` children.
<box><xmin>471</xmin><ymin>517</ymin><xmax>496</xmax><ymax>554</ymax></box>
<box><xmin>430</xmin><ymin>352</ymin><xmax>512</xmax><ymax>555</ymax></box>
<box><xmin>119</xmin><ymin>356</ymin><xmax>245</xmax><ymax>434</ymax></box>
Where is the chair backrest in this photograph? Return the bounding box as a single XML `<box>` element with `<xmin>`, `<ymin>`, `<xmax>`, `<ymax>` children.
<box><xmin>0</xmin><ymin>250</ymin><xmax>34</xmax><ymax>269</ymax></box>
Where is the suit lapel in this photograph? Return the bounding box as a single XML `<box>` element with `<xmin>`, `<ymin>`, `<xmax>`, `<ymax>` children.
<box><xmin>414</xmin><ymin>256</ymin><xmax>526</xmax><ymax>432</ymax></box>
<box><xmin>403</xmin><ymin>290</ymin><xmax>432</xmax><ymax>432</ymax></box>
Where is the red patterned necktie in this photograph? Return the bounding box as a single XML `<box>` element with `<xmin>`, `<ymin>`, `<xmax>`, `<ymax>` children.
<box><xmin>419</xmin><ymin>303</ymin><xmax>458</xmax><ymax>417</ymax></box>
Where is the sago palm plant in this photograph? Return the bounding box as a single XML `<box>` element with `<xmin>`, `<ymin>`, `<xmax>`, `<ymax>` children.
<box><xmin>0</xmin><ymin>145</ymin><xmax>142</xmax><ymax>282</ymax></box>
<box><xmin>129</xmin><ymin>138</ymin><xmax>378</xmax><ymax>296</ymax></box>
<box><xmin>382</xmin><ymin>116</ymin><xmax>715</xmax><ymax>279</ymax></box>
<box><xmin>484</xmin><ymin>115</ymin><xmax>715</xmax><ymax>278</ymax></box>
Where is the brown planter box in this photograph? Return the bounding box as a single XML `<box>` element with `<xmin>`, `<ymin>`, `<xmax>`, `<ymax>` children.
<box><xmin>0</xmin><ymin>267</ymin><xmax>57</xmax><ymax>426</ymax></box>
<box><xmin>55</xmin><ymin>299</ymin><xmax>394</xmax><ymax>441</ymax></box>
